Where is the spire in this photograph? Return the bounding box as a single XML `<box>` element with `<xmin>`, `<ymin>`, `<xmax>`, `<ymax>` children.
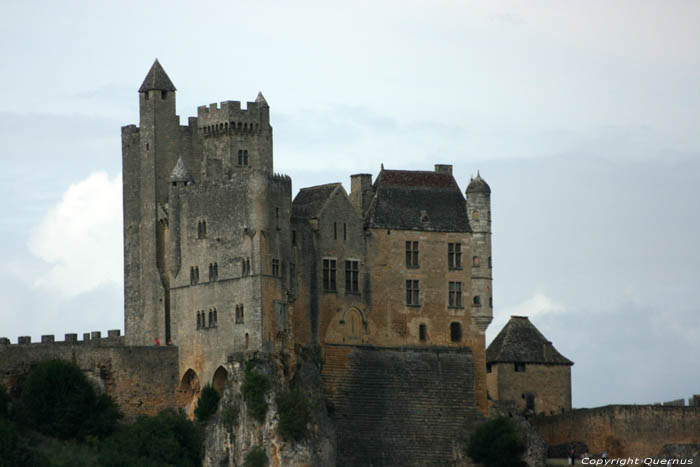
<box><xmin>255</xmin><ymin>91</ymin><xmax>269</xmax><ymax>108</ymax></box>
<box><xmin>139</xmin><ymin>59</ymin><xmax>176</xmax><ymax>92</ymax></box>
<box><xmin>170</xmin><ymin>157</ymin><xmax>192</xmax><ymax>183</ymax></box>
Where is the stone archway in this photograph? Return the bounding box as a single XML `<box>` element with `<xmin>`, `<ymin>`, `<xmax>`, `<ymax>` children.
<box><xmin>177</xmin><ymin>369</ymin><xmax>200</xmax><ymax>417</ymax></box>
<box><xmin>212</xmin><ymin>366</ymin><xmax>228</xmax><ymax>397</ymax></box>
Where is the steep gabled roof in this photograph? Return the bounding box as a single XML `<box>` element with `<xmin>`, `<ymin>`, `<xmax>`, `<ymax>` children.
<box><xmin>364</xmin><ymin>169</ymin><xmax>470</xmax><ymax>232</ymax></box>
<box><xmin>486</xmin><ymin>316</ymin><xmax>573</xmax><ymax>365</ymax></box>
<box><xmin>292</xmin><ymin>183</ymin><xmax>342</xmax><ymax>219</ymax></box>
<box><xmin>139</xmin><ymin>59</ymin><xmax>176</xmax><ymax>92</ymax></box>
<box><xmin>170</xmin><ymin>157</ymin><xmax>192</xmax><ymax>182</ymax></box>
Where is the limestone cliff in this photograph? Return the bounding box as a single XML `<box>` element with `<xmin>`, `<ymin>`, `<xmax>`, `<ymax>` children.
<box><xmin>202</xmin><ymin>348</ymin><xmax>335</xmax><ymax>467</ymax></box>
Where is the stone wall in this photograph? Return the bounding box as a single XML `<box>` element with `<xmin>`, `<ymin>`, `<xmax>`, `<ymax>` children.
<box><xmin>322</xmin><ymin>344</ymin><xmax>484</xmax><ymax>467</ymax></box>
<box><xmin>532</xmin><ymin>405</ymin><xmax>700</xmax><ymax>457</ymax></box>
<box><xmin>0</xmin><ymin>334</ymin><xmax>178</xmax><ymax>420</ymax></box>
<box><xmin>488</xmin><ymin>362</ymin><xmax>571</xmax><ymax>415</ymax></box>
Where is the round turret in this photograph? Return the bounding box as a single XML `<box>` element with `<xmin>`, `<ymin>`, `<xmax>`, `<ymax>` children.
<box><xmin>466</xmin><ymin>172</ymin><xmax>491</xmax><ymax>194</ymax></box>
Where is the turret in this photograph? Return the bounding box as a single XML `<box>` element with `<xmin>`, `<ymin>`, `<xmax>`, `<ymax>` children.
<box><xmin>466</xmin><ymin>172</ymin><xmax>493</xmax><ymax>332</ymax></box>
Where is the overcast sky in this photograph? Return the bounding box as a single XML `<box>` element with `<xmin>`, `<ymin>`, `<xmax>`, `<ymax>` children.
<box><xmin>1</xmin><ymin>0</ymin><xmax>698</xmax><ymax>408</ymax></box>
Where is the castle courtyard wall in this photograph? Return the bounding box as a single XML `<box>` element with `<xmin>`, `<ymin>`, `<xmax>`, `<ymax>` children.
<box><xmin>0</xmin><ymin>334</ymin><xmax>178</xmax><ymax>419</ymax></box>
<box><xmin>532</xmin><ymin>405</ymin><xmax>700</xmax><ymax>457</ymax></box>
<box><xmin>322</xmin><ymin>344</ymin><xmax>484</xmax><ymax>467</ymax></box>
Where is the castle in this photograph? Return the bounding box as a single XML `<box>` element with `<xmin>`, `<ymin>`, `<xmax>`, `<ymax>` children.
<box><xmin>122</xmin><ymin>59</ymin><xmax>495</xmax><ymax>415</ymax></box>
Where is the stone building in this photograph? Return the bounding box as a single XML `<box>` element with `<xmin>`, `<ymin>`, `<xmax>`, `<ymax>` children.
<box><xmin>121</xmin><ymin>59</ymin><xmax>495</xmax><ymax>414</ymax></box>
<box><xmin>486</xmin><ymin>315</ymin><xmax>573</xmax><ymax>415</ymax></box>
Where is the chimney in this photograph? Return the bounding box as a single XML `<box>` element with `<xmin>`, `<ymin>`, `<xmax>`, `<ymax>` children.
<box><xmin>350</xmin><ymin>173</ymin><xmax>373</xmax><ymax>215</ymax></box>
<box><xmin>434</xmin><ymin>164</ymin><xmax>453</xmax><ymax>175</ymax></box>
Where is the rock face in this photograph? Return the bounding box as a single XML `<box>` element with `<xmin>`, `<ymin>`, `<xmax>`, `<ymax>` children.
<box><xmin>203</xmin><ymin>349</ymin><xmax>335</xmax><ymax>467</ymax></box>
<box><xmin>655</xmin><ymin>444</ymin><xmax>700</xmax><ymax>463</ymax></box>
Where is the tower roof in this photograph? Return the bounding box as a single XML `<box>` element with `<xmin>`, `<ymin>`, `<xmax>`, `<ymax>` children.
<box><xmin>169</xmin><ymin>157</ymin><xmax>192</xmax><ymax>183</ymax></box>
<box><xmin>139</xmin><ymin>59</ymin><xmax>176</xmax><ymax>92</ymax></box>
<box><xmin>486</xmin><ymin>316</ymin><xmax>573</xmax><ymax>365</ymax></box>
<box><xmin>255</xmin><ymin>92</ymin><xmax>269</xmax><ymax>108</ymax></box>
<box><xmin>466</xmin><ymin>172</ymin><xmax>491</xmax><ymax>194</ymax></box>
<box><xmin>364</xmin><ymin>169</ymin><xmax>470</xmax><ymax>232</ymax></box>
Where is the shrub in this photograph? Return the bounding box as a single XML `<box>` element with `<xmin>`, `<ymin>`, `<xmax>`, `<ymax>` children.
<box><xmin>20</xmin><ymin>359</ymin><xmax>121</xmax><ymax>439</ymax></box>
<box><xmin>276</xmin><ymin>389</ymin><xmax>311</xmax><ymax>441</ymax></box>
<box><xmin>241</xmin><ymin>362</ymin><xmax>270</xmax><ymax>423</ymax></box>
<box><xmin>0</xmin><ymin>384</ymin><xmax>9</xmax><ymax>419</ymax></box>
<box><xmin>243</xmin><ymin>445</ymin><xmax>268</xmax><ymax>467</ymax></box>
<box><xmin>99</xmin><ymin>409</ymin><xmax>202</xmax><ymax>467</ymax></box>
<box><xmin>221</xmin><ymin>402</ymin><xmax>239</xmax><ymax>432</ymax></box>
<box><xmin>194</xmin><ymin>384</ymin><xmax>220</xmax><ymax>422</ymax></box>
<box><xmin>466</xmin><ymin>416</ymin><xmax>525</xmax><ymax>467</ymax></box>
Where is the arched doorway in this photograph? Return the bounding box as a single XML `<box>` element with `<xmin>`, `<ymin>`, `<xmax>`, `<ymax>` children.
<box><xmin>176</xmin><ymin>369</ymin><xmax>200</xmax><ymax>417</ymax></box>
<box><xmin>212</xmin><ymin>366</ymin><xmax>228</xmax><ymax>397</ymax></box>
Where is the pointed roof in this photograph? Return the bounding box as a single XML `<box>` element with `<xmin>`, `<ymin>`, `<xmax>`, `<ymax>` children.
<box><xmin>364</xmin><ymin>169</ymin><xmax>470</xmax><ymax>232</ymax></box>
<box><xmin>486</xmin><ymin>316</ymin><xmax>573</xmax><ymax>365</ymax></box>
<box><xmin>169</xmin><ymin>157</ymin><xmax>192</xmax><ymax>182</ymax></box>
<box><xmin>139</xmin><ymin>59</ymin><xmax>176</xmax><ymax>92</ymax></box>
<box><xmin>466</xmin><ymin>172</ymin><xmax>491</xmax><ymax>194</ymax></box>
<box><xmin>255</xmin><ymin>92</ymin><xmax>269</xmax><ymax>108</ymax></box>
<box><xmin>292</xmin><ymin>183</ymin><xmax>342</xmax><ymax>219</ymax></box>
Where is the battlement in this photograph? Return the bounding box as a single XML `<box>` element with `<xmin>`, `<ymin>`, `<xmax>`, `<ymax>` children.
<box><xmin>268</xmin><ymin>172</ymin><xmax>292</xmax><ymax>193</ymax></box>
<box><xmin>0</xmin><ymin>329</ymin><xmax>125</xmax><ymax>346</ymax></box>
<box><xmin>196</xmin><ymin>100</ymin><xmax>267</xmax><ymax>136</ymax></box>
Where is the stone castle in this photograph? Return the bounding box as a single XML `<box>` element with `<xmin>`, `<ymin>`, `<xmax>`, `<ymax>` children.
<box><xmin>122</xmin><ymin>59</ymin><xmax>496</xmax><ymax>415</ymax></box>
<box><xmin>11</xmin><ymin>59</ymin><xmax>695</xmax><ymax>464</ymax></box>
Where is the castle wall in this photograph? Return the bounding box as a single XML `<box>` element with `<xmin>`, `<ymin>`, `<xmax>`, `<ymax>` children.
<box><xmin>532</xmin><ymin>405</ymin><xmax>700</xmax><ymax>457</ymax></box>
<box><xmin>0</xmin><ymin>334</ymin><xmax>178</xmax><ymax>420</ymax></box>
<box><xmin>322</xmin><ymin>344</ymin><xmax>484</xmax><ymax>467</ymax></box>
<box><xmin>489</xmin><ymin>362</ymin><xmax>572</xmax><ymax>415</ymax></box>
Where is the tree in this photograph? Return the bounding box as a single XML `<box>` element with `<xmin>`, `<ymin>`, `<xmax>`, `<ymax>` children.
<box><xmin>243</xmin><ymin>446</ymin><xmax>268</xmax><ymax>467</ymax></box>
<box><xmin>241</xmin><ymin>362</ymin><xmax>270</xmax><ymax>422</ymax></box>
<box><xmin>276</xmin><ymin>389</ymin><xmax>311</xmax><ymax>441</ymax></box>
<box><xmin>99</xmin><ymin>409</ymin><xmax>202</xmax><ymax>467</ymax></box>
<box><xmin>19</xmin><ymin>359</ymin><xmax>121</xmax><ymax>439</ymax></box>
<box><xmin>466</xmin><ymin>417</ymin><xmax>526</xmax><ymax>467</ymax></box>
<box><xmin>194</xmin><ymin>384</ymin><xmax>220</xmax><ymax>422</ymax></box>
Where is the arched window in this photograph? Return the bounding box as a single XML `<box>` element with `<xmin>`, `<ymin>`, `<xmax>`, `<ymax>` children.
<box><xmin>450</xmin><ymin>322</ymin><xmax>462</xmax><ymax>342</ymax></box>
<box><xmin>213</xmin><ymin>309</ymin><xmax>217</xmax><ymax>326</ymax></box>
<box><xmin>196</xmin><ymin>312</ymin><xmax>201</xmax><ymax>329</ymax></box>
<box><xmin>473</xmin><ymin>295</ymin><xmax>481</xmax><ymax>306</ymax></box>
<box><xmin>208</xmin><ymin>310</ymin><xmax>213</xmax><ymax>327</ymax></box>
<box><xmin>245</xmin><ymin>333</ymin><xmax>250</xmax><ymax>349</ymax></box>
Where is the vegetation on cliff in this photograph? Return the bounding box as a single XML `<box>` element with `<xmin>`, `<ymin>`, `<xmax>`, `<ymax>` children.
<box><xmin>194</xmin><ymin>383</ymin><xmax>220</xmax><ymax>422</ymax></box>
<box><xmin>276</xmin><ymin>388</ymin><xmax>311</xmax><ymax>441</ymax></box>
<box><xmin>466</xmin><ymin>416</ymin><xmax>526</xmax><ymax>467</ymax></box>
<box><xmin>241</xmin><ymin>360</ymin><xmax>271</xmax><ymax>422</ymax></box>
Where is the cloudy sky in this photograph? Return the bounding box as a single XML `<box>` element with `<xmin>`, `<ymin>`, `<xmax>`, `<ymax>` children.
<box><xmin>1</xmin><ymin>0</ymin><xmax>698</xmax><ymax>408</ymax></box>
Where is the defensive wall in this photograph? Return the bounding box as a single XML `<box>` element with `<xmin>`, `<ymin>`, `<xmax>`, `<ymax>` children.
<box><xmin>532</xmin><ymin>404</ymin><xmax>700</xmax><ymax>457</ymax></box>
<box><xmin>322</xmin><ymin>344</ymin><xmax>484</xmax><ymax>467</ymax></box>
<box><xmin>0</xmin><ymin>331</ymin><xmax>179</xmax><ymax>419</ymax></box>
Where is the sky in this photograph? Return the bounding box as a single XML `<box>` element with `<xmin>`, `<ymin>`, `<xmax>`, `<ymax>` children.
<box><xmin>1</xmin><ymin>0</ymin><xmax>698</xmax><ymax>408</ymax></box>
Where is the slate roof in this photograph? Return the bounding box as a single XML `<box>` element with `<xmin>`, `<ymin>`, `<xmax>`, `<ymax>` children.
<box><xmin>170</xmin><ymin>157</ymin><xmax>192</xmax><ymax>182</ymax></box>
<box><xmin>466</xmin><ymin>172</ymin><xmax>491</xmax><ymax>194</ymax></box>
<box><xmin>139</xmin><ymin>59</ymin><xmax>177</xmax><ymax>92</ymax></box>
<box><xmin>486</xmin><ymin>316</ymin><xmax>573</xmax><ymax>365</ymax></box>
<box><xmin>364</xmin><ymin>169</ymin><xmax>470</xmax><ymax>232</ymax></box>
<box><xmin>292</xmin><ymin>183</ymin><xmax>341</xmax><ymax>219</ymax></box>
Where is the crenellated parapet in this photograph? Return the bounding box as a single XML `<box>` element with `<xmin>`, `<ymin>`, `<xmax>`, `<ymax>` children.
<box><xmin>197</xmin><ymin>99</ymin><xmax>269</xmax><ymax>137</ymax></box>
<box><xmin>0</xmin><ymin>329</ymin><xmax>125</xmax><ymax>347</ymax></box>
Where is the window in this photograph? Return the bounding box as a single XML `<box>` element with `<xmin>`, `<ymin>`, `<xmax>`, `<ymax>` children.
<box><xmin>473</xmin><ymin>295</ymin><xmax>481</xmax><ymax>306</ymax></box>
<box><xmin>472</xmin><ymin>256</ymin><xmax>480</xmax><ymax>267</ymax></box>
<box><xmin>161</xmin><ymin>90</ymin><xmax>167</xmax><ymax>100</ymax></box>
<box><xmin>489</xmin><ymin>296</ymin><xmax>493</xmax><ymax>308</ymax></box>
<box><xmin>488</xmin><ymin>256</ymin><xmax>492</xmax><ymax>268</ymax></box>
<box><xmin>208</xmin><ymin>310</ymin><xmax>213</xmax><ymax>327</ymax></box>
<box><xmin>213</xmin><ymin>308</ymin><xmax>217</xmax><ymax>326</ymax></box>
<box><xmin>323</xmin><ymin>259</ymin><xmax>337</xmax><ymax>291</ymax></box>
<box><xmin>419</xmin><ymin>324</ymin><xmax>427</xmax><ymax>342</ymax></box>
<box><xmin>343</xmin><ymin>223</ymin><xmax>347</xmax><ymax>241</ymax></box>
<box><xmin>448</xmin><ymin>243</ymin><xmax>462</xmax><ymax>269</ymax></box>
<box><xmin>448</xmin><ymin>281</ymin><xmax>463</xmax><ymax>308</ymax></box>
<box><xmin>272</xmin><ymin>259</ymin><xmax>280</xmax><ymax>277</ymax></box>
<box><xmin>472</xmin><ymin>210</ymin><xmax>479</xmax><ymax>221</ymax></box>
<box><xmin>196</xmin><ymin>312</ymin><xmax>201</xmax><ymax>329</ymax></box>
<box><xmin>450</xmin><ymin>322</ymin><xmax>462</xmax><ymax>342</ymax></box>
<box><xmin>345</xmin><ymin>260</ymin><xmax>359</xmax><ymax>293</ymax></box>
<box><xmin>406</xmin><ymin>280</ymin><xmax>419</xmax><ymax>305</ymax></box>
<box><xmin>292</xmin><ymin>230</ymin><xmax>297</xmax><ymax>245</ymax></box>
<box><xmin>334</xmin><ymin>222</ymin><xmax>337</xmax><ymax>240</ymax></box>
<box><xmin>190</xmin><ymin>266</ymin><xmax>199</xmax><ymax>285</ymax></box>
<box><xmin>197</xmin><ymin>220</ymin><xmax>207</xmax><ymax>239</ymax></box>
<box><xmin>238</xmin><ymin>149</ymin><xmax>249</xmax><ymax>166</ymax></box>
<box><xmin>515</xmin><ymin>363</ymin><xmax>526</xmax><ymax>373</ymax></box>
<box><xmin>405</xmin><ymin>241</ymin><xmax>419</xmax><ymax>268</ymax></box>
<box><xmin>486</xmin><ymin>363</ymin><xmax>492</xmax><ymax>373</ymax></box>
<box><xmin>235</xmin><ymin>305</ymin><xmax>244</xmax><ymax>324</ymax></box>
<box><xmin>209</xmin><ymin>263</ymin><xmax>218</xmax><ymax>281</ymax></box>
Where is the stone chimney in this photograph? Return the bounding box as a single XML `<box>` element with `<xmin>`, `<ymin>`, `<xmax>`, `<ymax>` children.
<box><xmin>434</xmin><ymin>164</ymin><xmax>453</xmax><ymax>175</ymax></box>
<box><xmin>350</xmin><ymin>173</ymin><xmax>373</xmax><ymax>215</ymax></box>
